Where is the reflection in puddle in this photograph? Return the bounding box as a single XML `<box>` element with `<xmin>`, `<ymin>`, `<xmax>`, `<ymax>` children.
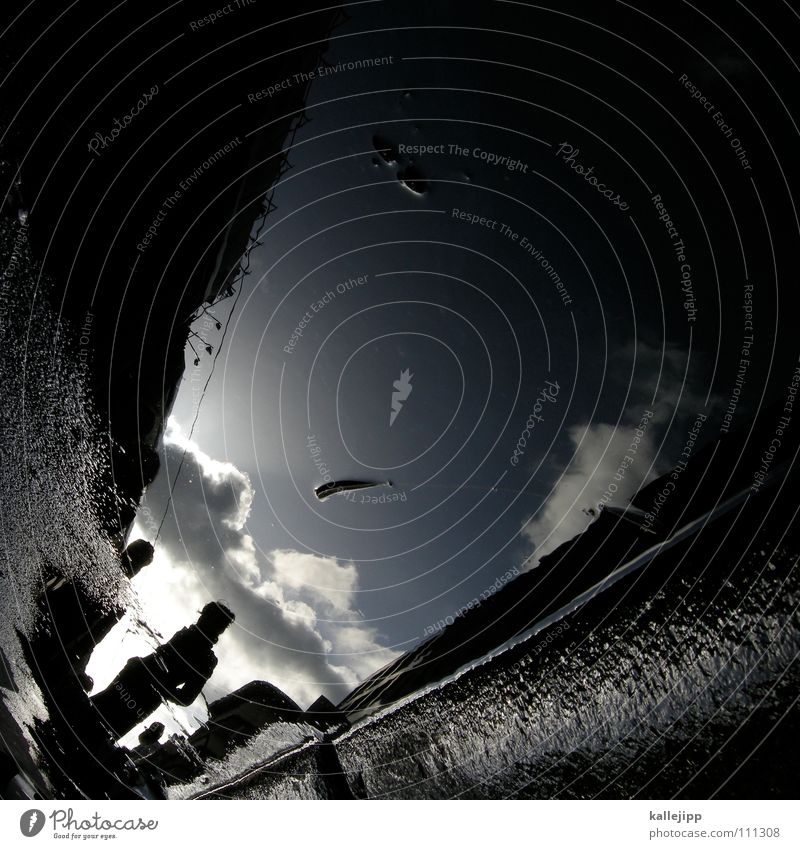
<box><xmin>2</xmin><ymin>0</ymin><xmax>799</xmax><ymax>803</ymax></box>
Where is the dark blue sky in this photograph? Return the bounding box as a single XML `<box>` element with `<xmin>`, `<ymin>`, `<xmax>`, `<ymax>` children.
<box><xmin>164</xmin><ymin>0</ymin><xmax>787</xmax><ymax>661</ymax></box>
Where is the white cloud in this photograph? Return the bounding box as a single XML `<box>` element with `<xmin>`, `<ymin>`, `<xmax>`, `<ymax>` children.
<box><xmin>521</xmin><ymin>341</ymin><xmax>715</xmax><ymax>568</ymax></box>
<box><xmin>270</xmin><ymin>549</ymin><xmax>360</xmax><ymax>616</ymax></box>
<box><xmin>521</xmin><ymin>421</ymin><xmax>658</xmax><ymax>565</ymax></box>
<box><xmin>87</xmin><ymin>419</ymin><xmax>399</xmax><ymax>743</ymax></box>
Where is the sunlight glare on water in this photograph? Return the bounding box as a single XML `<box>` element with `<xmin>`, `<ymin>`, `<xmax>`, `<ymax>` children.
<box><xmin>0</xmin><ymin>218</ymin><xmax>126</xmax><ymax>731</ymax></box>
